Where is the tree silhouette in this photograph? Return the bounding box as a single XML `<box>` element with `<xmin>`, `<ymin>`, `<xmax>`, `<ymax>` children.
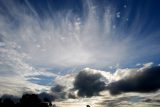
<box><xmin>86</xmin><ymin>105</ymin><xmax>91</xmax><ymax>107</ymax></box>
<box><xmin>0</xmin><ymin>93</ymin><xmax>53</xmax><ymax>107</ymax></box>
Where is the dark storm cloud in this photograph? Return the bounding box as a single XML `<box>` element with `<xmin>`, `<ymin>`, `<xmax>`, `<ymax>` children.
<box><xmin>67</xmin><ymin>92</ymin><xmax>76</xmax><ymax>99</ymax></box>
<box><xmin>51</xmin><ymin>84</ymin><xmax>78</xmax><ymax>99</ymax></box>
<box><xmin>108</xmin><ymin>66</ymin><xmax>160</xmax><ymax>95</ymax></box>
<box><xmin>143</xmin><ymin>98</ymin><xmax>160</xmax><ymax>103</ymax></box>
<box><xmin>50</xmin><ymin>84</ymin><xmax>67</xmax><ymax>99</ymax></box>
<box><xmin>51</xmin><ymin>84</ymin><xmax>65</xmax><ymax>93</ymax></box>
<box><xmin>38</xmin><ymin>92</ymin><xmax>55</xmax><ymax>102</ymax></box>
<box><xmin>73</xmin><ymin>70</ymin><xmax>106</xmax><ymax>97</ymax></box>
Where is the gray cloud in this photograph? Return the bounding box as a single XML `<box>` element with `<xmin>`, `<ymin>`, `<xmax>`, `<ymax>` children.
<box><xmin>38</xmin><ymin>92</ymin><xmax>55</xmax><ymax>102</ymax></box>
<box><xmin>0</xmin><ymin>0</ymin><xmax>160</xmax><ymax>97</ymax></box>
<box><xmin>51</xmin><ymin>85</ymin><xmax>65</xmax><ymax>93</ymax></box>
<box><xmin>2</xmin><ymin>0</ymin><xmax>159</xmax><ymax>69</ymax></box>
<box><xmin>108</xmin><ymin>66</ymin><xmax>160</xmax><ymax>95</ymax></box>
<box><xmin>50</xmin><ymin>84</ymin><xmax>67</xmax><ymax>99</ymax></box>
<box><xmin>67</xmin><ymin>92</ymin><xmax>77</xmax><ymax>99</ymax></box>
<box><xmin>0</xmin><ymin>37</ymin><xmax>3</xmax><ymax>42</ymax></box>
<box><xmin>143</xmin><ymin>98</ymin><xmax>160</xmax><ymax>103</ymax></box>
<box><xmin>73</xmin><ymin>69</ymin><xmax>106</xmax><ymax>97</ymax></box>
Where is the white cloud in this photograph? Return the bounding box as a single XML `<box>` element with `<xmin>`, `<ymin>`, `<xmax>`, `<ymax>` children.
<box><xmin>113</xmin><ymin>62</ymin><xmax>158</xmax><ymax>81</ymax></box>
<box><xmin>54</xmin><ymin>73</ymin><xmax>76</xmax><ymax>90</ymax></box>
<box><xmin>113</xmin><ymin>68</ymin><xmax>138</xmax><ymax>81</ymax></box>
<box><xmin>0</xmin><ymin>0</ymin><xmax>134</xmax><ymax>68</ymax></box>
<box><xmin>37</xmin><ymin>63</ymin><xmax>160</xmax><ymax>96</ymax></box>
<box><xmin>82</xmin><ymin>67</ymin><xmax>113</xmax><ymax>83</ymax></box>
<box><xmin>0</xmin><ymin>75</ymin><xmax>50</xmax><ymax>96</ymax></box>
<box><xmin>136</xmin><ymin>63</ymin><xmax>141</xmax><ymax>66</ymax></box>
<box><xmin>0</xmin><ymin>0</ymin><xmax>160</xmax><ymax>69</ymax></box>
<box><xmin>138</xmin><ymin>62</ymin><xmax>154</xmax><ymax>71</ymax></box>
<box><xmin>0</xmin><ymin>47</ymin><xmax>58</xmax><ymax>95</ymax></box>
<box><xmin>0</xmin><ymin>0</ymin><xmax>160</xmax><ymax>99</ymax></box>
<box><xmin>143</xmin><ymin>62</ymin><xmax>154</xmax><ymax>68</ymax></box>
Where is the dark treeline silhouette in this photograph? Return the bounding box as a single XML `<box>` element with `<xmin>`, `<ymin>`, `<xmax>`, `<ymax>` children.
<box><xmin>0</xmin><ymin>93</ymin><xmax>55</xmax><ymax>107</ymax></box>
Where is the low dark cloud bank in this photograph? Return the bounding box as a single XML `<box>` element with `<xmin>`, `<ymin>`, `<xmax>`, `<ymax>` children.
<box><xmin>143</xmin><ymin>98</ymin><xmax>160</xmax><ymax>103</ymax></box>
<box><xmin>51</xmin><ymin>84</ymin><xmax>67</xmax><ymax>99</ymax></box>
<box><xmin>51</xmin><ymin>84</ymin><xmax>64</xmax><ymax>93</ymax></box>
<box><xmin>73</xmin><ymin>70</ymin><xmax>106</xmax><ymax>97</ymax></box>
<box><xmin>38</xmin><ymin>92</ymin><xmax>55</xmax><ymax>102</ymax></box>
<box><xmin>1</xmin><ymin>66</ymin><xmax>160</xmax><ymax>106</ymax></box>
<box><xmin>108</xmin><ymin>66</ymin><xmax>160</xmax><ymax>95</ymax></box>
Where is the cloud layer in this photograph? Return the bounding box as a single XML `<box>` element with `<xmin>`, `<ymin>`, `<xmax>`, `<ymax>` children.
<box><xmin>0</xmin><ymin>2</ymin><xmax>160</xmax><ymax>107</ymax></box>
<box><xmin>1</xmin><ymin>0</ymin><xmax>160</xmax><ymax>69</ymax></box>
<box><xmin>108</xmin><ymin>66</ymin><xmax>160</xmax><ymax>95</ymax></box>
<box><xmin>47</xmin><ymin>64</ymin><xmax>160</xmax><ymax>98</ymax></box>
<box><xmin>73</xmin><ymin>68</ymin><xmax>106</xmax><ymax>97</ymax></box>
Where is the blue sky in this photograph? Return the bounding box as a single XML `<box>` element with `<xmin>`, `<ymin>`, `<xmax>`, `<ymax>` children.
<box><xmin>0</xmin><ymin>0</ymin><xmax>160</xmax><ymax>106</ymax></box>
<box><xmin>1</xmin><ymin>0</ymin><xmax>160</xmax><ymax>68</ymax></box>
<box><xmin>1</xmin><ymin>0</ymin><xmax>159</xmax><ymax>69</ymax></box>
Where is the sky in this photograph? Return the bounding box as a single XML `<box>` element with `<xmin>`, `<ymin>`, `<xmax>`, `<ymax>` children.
<box><xmin>0</xmin><ymin>0</ymin><xmax>160</xmax><ymax>107</ymax></box>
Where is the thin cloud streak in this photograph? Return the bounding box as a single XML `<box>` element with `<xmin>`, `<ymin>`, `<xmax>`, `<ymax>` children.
<box><xmin>1</xmin><ymin>0</ymin><xmax>159</xmax><ymax>69</ymax></box>
<box><xmin>0</xmin><ymin>1</ymin><xmax>160</xmax><ymax>106</ymax></box>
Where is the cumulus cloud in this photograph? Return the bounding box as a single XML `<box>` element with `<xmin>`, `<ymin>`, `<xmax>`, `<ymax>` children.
<box><xmin>51</xmin><ymin>68</ymin><xmax>114</xmax><ymax>98</ymax></box>
<box><xmin>2</xmin><ymin>64</ymin><xmax>159</xmax><ymax>102</ymax></box>
<box><xmin>143</xmin><ymin>98</ymin><xmax>160</xmax><ymax>103</ymax></box>
<box><xmin>113</xmin><ymin>68</ymin><xmax>138</xmax><ymax>81</ymax></box>
<box><xmin>50</xmin><ymin>84</ymin><xmax>77</xmax><ymax>99</ymax></box>
<box><xmin>51</xmin><ymin>85</ymin><xmax>65</xmax><ymax>93</ymax></box>
<box><xmin>0</xmin><ymin>0</ymin><xmax>160</xmax><ymax>97</ymax></box>
<box><xmin>108</xmin><ymin>66</ymin><xmax>160</xmax><ymax>95</ymax></box>
<box><xmin>50</xmin><ymin>84</ymin><xmax>68</xmax><ymax>100</ymax></box>
<box><xmin>59</xmin><ymin>64</ymin><xmax>160</xmax><ymax>97</ymax></box>
<box><xmin>0</xmin><ymin>1</ymin><xmax>160</xmax><ymax>106</ymax></box>
<box><xmin>52</xmin><ymin>65</ymin><xmax>160</xmax><ymax>98</ymax></box>
<box><xmin>73</xmin><ymin>68</ymin><xmax>107</xmax><ymax>97</ymax></box>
